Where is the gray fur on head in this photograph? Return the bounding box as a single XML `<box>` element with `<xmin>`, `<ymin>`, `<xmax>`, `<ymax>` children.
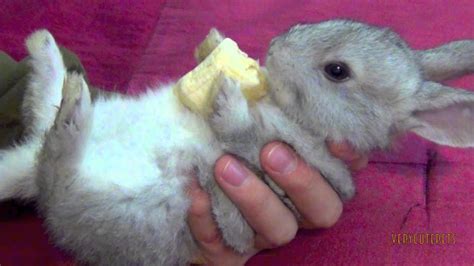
<box><xmin>0</xmin><ymin>20</ymin><xmax>473</xmax><ymax>265</ymax></box>
<box><xmin>267</xmin><ymin>20</ymin><xmax>474</xmax><ymax>151</ymax></box>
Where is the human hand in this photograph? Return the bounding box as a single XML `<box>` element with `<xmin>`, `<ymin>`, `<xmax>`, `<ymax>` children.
<box><xmin>187</xmin><ymin>141</ymin><xmax>368</xmax><ymax>265</ymax></box>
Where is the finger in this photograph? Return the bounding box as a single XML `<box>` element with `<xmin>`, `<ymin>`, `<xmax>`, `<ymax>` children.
<box><xmin>298</xmin><ymin>218</ymin><xmax>321</xmax><ymax>229</ymax></box>
<box><xmin>187</xmin><ymin>178</ymin><xmax>222</xmax><ymax>247</ymax></box>
<box><xmin>187</xmin><ymin>179</ymin><xmax>260</xmax><ymax>265</ymax></box>
<box><xmin>214</xmin><ymin>155</ymin><xmax>298</xmax><ymax>247</ymax></box>
<box><xmin>254</xmin><ymin>234</ymin><xmax>276</xmax><ymax>250</ymax></box>
<box><xmin>186</xmin><ymin>181</ymin><xmax>230</xmax><ymax>264</ymax></box>
<box><xmin>260</xmin><ymin>142</ymin><xmax>343</xmax><ymax>229</ymax></box>
<box><xmin>348</xmin><ymin>154</ymin><xmax>369</xmax><ymax>171</ymax></box>
<box><xmin>186</xmin><ymin>178</ymin><xmax>233</xmax><ymax>263</ymax></box>
<box><xmin>327</xmin><ymin>140</ymin><xmax>360</xmax><ymax>162</ymax></box>
<box><xmin>327</xmin><ymin>140</ymin><xmax>369</xmax><ymax>171</ymax></box>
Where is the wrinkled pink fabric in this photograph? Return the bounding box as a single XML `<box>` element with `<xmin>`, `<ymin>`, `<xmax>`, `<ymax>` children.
<box><xmin>0</xmin><ymin>1</ymin><xmax>473</xmax><ymax>265</ymax></box>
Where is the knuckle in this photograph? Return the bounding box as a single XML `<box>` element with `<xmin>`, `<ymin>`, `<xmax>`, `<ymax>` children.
<box><xmin>240</xmin><ymin>183</ymin><xmax>272</xmax><ymax>212</ymax></box>
<box><xmin>198</xmin><ymin>228</ymin><xmax>222</xmax><ymax>245</ymax></box>
<box><xmin>244</xmin><ymin>194</ymin><xmax>271</xmax><ymax>223</ymax></box>
<box><xmin>286</xmin><ymin>169</ymin><xmax>316</xmax><ymax>194</ymax></box>
<box><xmin>266</xmin><ymin>222</ymin><xmax>297</xmax><ymax>247</ymax></box>
<box><xmin>314</xmin><ymin>203</ymin><xmax>343</xmax><ymax>228</ymax></box>
<box><xmin>188</xmin><ymin>191</ymin><xmax>212</xmax><ymax>218</ymax></box>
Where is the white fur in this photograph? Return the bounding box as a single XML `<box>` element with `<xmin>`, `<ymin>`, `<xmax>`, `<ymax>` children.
<box><xmin>24</xmin><ymin>29</ymin><xmax>65</xmax><ymax>135</ymax></box>
<box><xmin>0</xmin><ymin>139</ymin><xmax>39</xmax><ymax>200</ymax></box>
<box><xmin>80</xmin><ymin>89</ymin><xmax>212</xmax><ymax>191</ymax></box>
<box><xmin>0</xmin><ymin>29</ymin><xmax>64</xmax><ymax>200</ymax></box>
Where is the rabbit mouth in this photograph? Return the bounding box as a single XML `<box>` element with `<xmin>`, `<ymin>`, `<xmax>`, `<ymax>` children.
<box><xmin>265</xmin><ymin>52</ymin><xmax>277</xmax><ymax>71</ymax></box>
<box><xmin>265</xmin><ymin>53</ymin><xmax>293</xmax><ymax>85</ymax></box>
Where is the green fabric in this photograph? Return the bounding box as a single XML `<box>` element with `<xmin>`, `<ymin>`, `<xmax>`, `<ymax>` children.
<box><xmin>0</xmin><ymin>52</ymin><xmax>29</xmax><ymax>148</ymax></box>
<box><xmin>0</xmin><ymin>47</ymin><xmax>92</xmax><ymax>148</ymax></box>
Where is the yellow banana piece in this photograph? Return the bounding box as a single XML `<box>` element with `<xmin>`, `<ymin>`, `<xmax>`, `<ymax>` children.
<box><xmin>174</xmin><ymin>32</ymin><xmax>268</xmax><ymax>115</ymax></box>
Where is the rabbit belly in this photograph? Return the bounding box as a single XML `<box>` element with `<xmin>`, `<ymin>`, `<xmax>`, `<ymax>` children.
<box><xmin>77</xmin><ymin>86</ymin><xmax>215</xmax><ymax>191</ymax></box>
<box><xmin>42</xmin><ymin>87</ymin><xmax>210</xmax><ymax>264</ymax></box>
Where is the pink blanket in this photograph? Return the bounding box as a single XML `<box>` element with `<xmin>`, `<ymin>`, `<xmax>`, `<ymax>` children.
<box><xmin>0</xmin><ymin>1</ymin><xmax>473</xmax><ymax>265</ymax></box>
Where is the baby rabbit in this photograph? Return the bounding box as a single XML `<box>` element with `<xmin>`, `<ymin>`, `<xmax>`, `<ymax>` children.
<box><xmin>1</xmin><ymin>20</ymin><xmax>474</xmax><ymax>265</ymax></box>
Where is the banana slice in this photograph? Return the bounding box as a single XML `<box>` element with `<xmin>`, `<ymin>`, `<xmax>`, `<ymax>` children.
<box><xmin>174</xmin><ymin>32</ymin><xmax>267</xmax><ymax>115</ymax></box>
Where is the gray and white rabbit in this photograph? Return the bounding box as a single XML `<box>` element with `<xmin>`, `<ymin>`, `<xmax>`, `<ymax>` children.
<box><xmin>1</xmin><ymin>20</ymin><xmax>474</xmax><ymax>265</ymax></box>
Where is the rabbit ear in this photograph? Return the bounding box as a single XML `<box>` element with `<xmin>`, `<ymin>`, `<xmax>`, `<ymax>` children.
<box><xmin>416</xmin><ymin>40</ymin><xmax>474</xmax><ymax>81</ymax></box>
<box><xmin>407</xmin><ymin>81</ymin><xmax>474</xmax><ymax>147</ymax></box>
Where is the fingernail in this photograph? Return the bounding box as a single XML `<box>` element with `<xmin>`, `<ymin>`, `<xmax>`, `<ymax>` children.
<box><xmin>220</xmin><ymin>158</ymin><xmax>248</xmax><ymax>187</ymax></box>
<box><xmin>266</xmin><ymin>144</ymin><xmax>297</xmax><ymax>174</ymax></box>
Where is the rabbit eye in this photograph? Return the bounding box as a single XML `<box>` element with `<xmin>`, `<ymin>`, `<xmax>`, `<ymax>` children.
<box><xmin>324</xmin><ymin>63</ymin><xmax>350</xmax><ymax>82</ymax></box>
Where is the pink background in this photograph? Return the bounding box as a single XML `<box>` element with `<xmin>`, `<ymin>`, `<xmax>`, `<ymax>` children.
<box><xmin>0</xmin><ymin>1</ymin><xmax>473</xmax><ymax>265</ymax></box>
